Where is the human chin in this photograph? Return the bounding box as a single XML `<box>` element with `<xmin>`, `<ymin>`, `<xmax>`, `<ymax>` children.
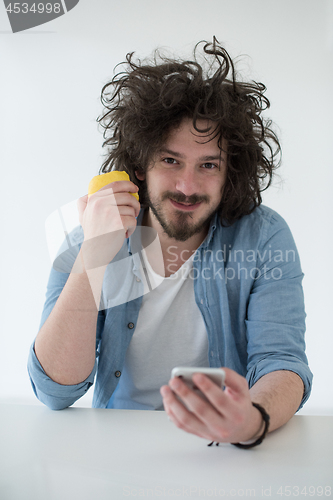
<box><xmin>148</xmin><ymin>196</ymin><xmax>214</xmax><ymax>242</ymax></box>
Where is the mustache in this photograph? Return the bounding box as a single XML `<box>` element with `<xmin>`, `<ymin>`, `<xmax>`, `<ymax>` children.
<box><xmin>162</xmin><ymin>191</ymin><xmax>210</xmax><ymax>204</ymax></box>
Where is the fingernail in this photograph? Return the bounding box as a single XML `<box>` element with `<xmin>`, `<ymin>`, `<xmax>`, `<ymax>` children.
<box><xmin>194</xmin><ymin>373</ymin><xmax>205</xmax><ymax>384</ymax></box>
<box><xmin>160</xmin><ymin>386</ymin><xmax>169</xmax><ymax>397</ymax></box>
<box><xmin>170</xmin><ymin>377</ymin><xmax>181</xmax><ymax>389</ymax></box>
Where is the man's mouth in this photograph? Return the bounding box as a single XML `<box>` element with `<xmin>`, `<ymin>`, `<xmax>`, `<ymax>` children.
<box><xmin>169</xmin><ymin>199</ymin><xmax>202</xmax><ymax>211</ymax></box>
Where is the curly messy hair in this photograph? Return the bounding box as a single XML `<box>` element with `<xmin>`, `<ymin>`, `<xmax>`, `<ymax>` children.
<box><xmin>97</xmin><ymin>38</ymin><xmax>281</xmax><ymax>225</ymax></box>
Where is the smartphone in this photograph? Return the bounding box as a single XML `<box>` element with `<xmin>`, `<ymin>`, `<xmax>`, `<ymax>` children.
<box><xmin>171</xmin><ymin>367</ymin><xmax>225</xmax><ymax>401</ymax></box>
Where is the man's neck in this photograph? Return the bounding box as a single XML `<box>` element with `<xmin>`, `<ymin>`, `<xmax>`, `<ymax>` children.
<box><xmin>142</xmin><ymin>208</ymin><xmax>208</xmax><ymax>277</ymax></box>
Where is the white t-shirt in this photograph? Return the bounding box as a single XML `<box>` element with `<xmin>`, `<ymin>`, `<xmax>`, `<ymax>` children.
<box><xmin>108</xmin><ymin>250</ymin><xmax>209</xmax><ymax>410</ymax></box>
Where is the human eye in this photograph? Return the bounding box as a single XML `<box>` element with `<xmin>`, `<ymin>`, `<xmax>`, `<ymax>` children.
<box><xmin>163</xmin><ymin>157</ymin><xmax>178</xmax><ymax>165</ymax></box>
<box><xmin>201</xmin><ymin>162</ymin><xmax>217</xmax><ymax>170</ymax></box>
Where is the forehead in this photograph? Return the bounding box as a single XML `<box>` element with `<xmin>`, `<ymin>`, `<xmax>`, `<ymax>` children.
<box><xmin>163</xmin><ymin>118</ymin><xmax>226</xmax><ymax>153</ymax></box>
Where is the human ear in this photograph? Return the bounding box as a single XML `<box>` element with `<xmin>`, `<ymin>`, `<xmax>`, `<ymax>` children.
<box><xmin>135</xmin><ymin>169</ymin><xmax>145</xmax><ymax>181</ymax></box>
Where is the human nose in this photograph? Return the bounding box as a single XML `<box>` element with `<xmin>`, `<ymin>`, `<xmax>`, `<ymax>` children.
<box><xmin>174</xmin><ymin>166</ymin><xmax>200</xmax><ymax>197</ymax></box>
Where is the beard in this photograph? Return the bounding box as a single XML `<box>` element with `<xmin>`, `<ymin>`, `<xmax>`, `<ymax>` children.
<box><xmin>146</xmin><ymin>190</ymin><xmax>216</xmax><ymax>242</ymax></box>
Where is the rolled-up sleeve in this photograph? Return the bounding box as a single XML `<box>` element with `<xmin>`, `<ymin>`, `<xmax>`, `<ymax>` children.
<box><xmin>27</xmin><ymin>226</ymin><xmax>103</xmax><ymax>410</ymax></box>
<box><xmin>27</xmin><ymin>343</ymin><xmax>97</xmax><ymax>410</ymax></box>
<box><xmin>245</xmin><ymin>211</ymin><xmax>313</xmax><ymax>409</ymax></box>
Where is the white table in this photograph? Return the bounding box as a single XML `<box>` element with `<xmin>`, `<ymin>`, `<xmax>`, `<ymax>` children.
<box><xmin>0</xmin><ymin>404</ymin><xmax>332</xmax><ymax>500</ymax></box>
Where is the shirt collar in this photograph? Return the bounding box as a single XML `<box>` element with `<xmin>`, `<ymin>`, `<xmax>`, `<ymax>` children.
<box><xmin>199</xmin><ymin>212</ymin><xmax>218</xmax><ymax>249</ymax></box>
<box><xmin>127</xmin><ymin>209</ymin><xmax>146</xmax><ymax>255</ymax></box>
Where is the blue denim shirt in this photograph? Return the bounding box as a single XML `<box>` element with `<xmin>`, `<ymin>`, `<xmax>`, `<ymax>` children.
<box><xmin>28</xmin><ymin>205</ymin><xmax>313</xmax><ymax>410</ymax></box>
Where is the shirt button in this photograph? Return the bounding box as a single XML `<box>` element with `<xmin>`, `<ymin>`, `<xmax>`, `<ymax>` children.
<box><xmin>136</xmin><ymin>277</ymin><xmax>141</xmax><ymax>282</ymax></box>
<box><xmin>128</xmin><ymin>322</ymin><xmax>134</xmax><ymax>329</ymax></box>
<box><xmin>115</xmin><ymin>371</ymin><xmax>121</xmax><ymax>378</ymax></box>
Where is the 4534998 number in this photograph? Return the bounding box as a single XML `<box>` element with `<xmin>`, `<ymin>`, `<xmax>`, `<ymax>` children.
<box><xmin>5</xmin><ymin>3</ymin><xmax>61</xmax><ymax>14</ymax></box>
<box><xmin>277</xmin><ymin>486</ymin><xmax>331</xmax><ymax>496</ymax></box>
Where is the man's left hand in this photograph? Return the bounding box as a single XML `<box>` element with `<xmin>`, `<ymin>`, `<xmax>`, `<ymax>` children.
<box><xmin>160</xmin><ymin>367</ymin><xmax>263</xmax><ymax>444</ymax></box>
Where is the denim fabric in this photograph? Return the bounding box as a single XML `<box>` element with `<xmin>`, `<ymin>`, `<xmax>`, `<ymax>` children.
<box><xmin>28</xmin><ymin>205</ymin><xmax>313</xmax><ymax>410</ymax></box>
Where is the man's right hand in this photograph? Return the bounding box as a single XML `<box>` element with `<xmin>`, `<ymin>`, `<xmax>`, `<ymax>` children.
<box><xmin>77</xmin><ymin>180</ymin><xmax>140</xmax><ymax>270</ymax></box>
<box><xmin>34</xmin><ymin>180</ymin><xmax>140</xmax><ymax>387</ymax></box>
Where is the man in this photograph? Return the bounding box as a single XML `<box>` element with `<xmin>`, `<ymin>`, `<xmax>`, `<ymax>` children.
<box><xmin>28</xmin><ymin>39</ymin><xmax>312</xmax><ymax>447</ymax></box>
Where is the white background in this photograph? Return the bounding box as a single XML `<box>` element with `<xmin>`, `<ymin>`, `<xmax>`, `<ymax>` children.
<box><xmin>0</xmin><ymin>0</ymin><xmax>332</xmax><ymax>414</ymax></box>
